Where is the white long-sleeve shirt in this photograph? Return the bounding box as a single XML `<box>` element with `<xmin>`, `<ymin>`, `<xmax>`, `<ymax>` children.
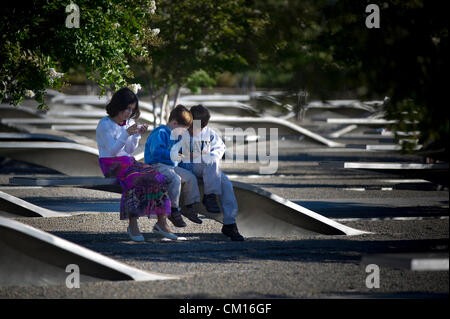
<box><xmin>179</xmin><ymin>126</ymin><xmax>226</xmax><ymax>170</ymax></box>
<box><xmin>197</xmin><ymin>126</ymin><xmax>226</xmax><ymax>160</ymax></box>
<box><xmin>96</xmin><ymin>116</ymin><xmax>141</xmax><ymax>158</ymax></box>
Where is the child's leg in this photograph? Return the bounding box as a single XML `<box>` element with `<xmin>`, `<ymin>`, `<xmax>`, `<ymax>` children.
<box><xmin>174</xmin><ymin>166</ymin><xmax>201</xmax><ymax>205</ymax></box>
<box><xmin>150</xmin><ymin>163</ymin><xmax>186</xmax><ymax>227</ymax></box>
<box><xmin>193</xmin><ymin>159</ymin><xmax>222</xmax><ymax>195</ymax></box>
<box><xmin>151</xmin><ymin>163</ymin><xmax>181</xmax><ymax>208</ymax></box>
<box><xmin>219</xmin><ymin>172</ymin><xmax>238</xmax><ymax>225</ymax></box>
<box><xmin>219</xmin><ymin>172</ymin><xmax>244</xmax><ymax>241</ymax></box>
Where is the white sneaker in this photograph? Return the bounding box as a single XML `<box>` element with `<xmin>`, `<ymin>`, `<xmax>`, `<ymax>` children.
<box><xmin>127</xmin><ymin>226</ymin><xmax>145</xmax><ymax>242</ymax></box>
<box><xmin>153</xmin><ymin>223</ymin><xmax>179</xmax><ymax>240</ymax></box>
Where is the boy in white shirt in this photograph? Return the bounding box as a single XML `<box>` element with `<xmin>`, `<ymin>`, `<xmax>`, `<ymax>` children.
<box><xmin>179</xmin><ymin>105</ymin><xmax>245</xmax><ymax>241</ymax></box>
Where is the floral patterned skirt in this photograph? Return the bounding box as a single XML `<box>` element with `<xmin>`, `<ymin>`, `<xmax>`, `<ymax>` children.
<box><xmin>99</xmin><ymin>156</ymin><xmax>171</xmax><ymax>220</ymax></box>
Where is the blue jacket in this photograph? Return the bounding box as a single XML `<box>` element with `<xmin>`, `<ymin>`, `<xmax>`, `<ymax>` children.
<box><xmin>144</xmin><ymin>125</ymin><xmax>182</xmax><ymax>167</ymax></box>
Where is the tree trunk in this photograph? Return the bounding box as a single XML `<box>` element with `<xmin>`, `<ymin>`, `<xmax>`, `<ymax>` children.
<box><xmin>160</xmin><ymin>92</ymin><xmax>168</xmax><ymax>125</ymax></box>
<box><xmin>172</xmin><ymin>84</ymin><xmax>181</xmax><ymax>109</ymax></box>
<box><xmin>147</xmin><ymin>83</ymin><xmax>158</xmax><ymax>128</ymax></box>
<box><xmin>296</xmin><ymin>89</ymin><xmax>308</xmax><ymax>122</ymax></box>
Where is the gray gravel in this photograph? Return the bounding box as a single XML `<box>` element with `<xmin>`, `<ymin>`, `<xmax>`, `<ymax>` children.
<box><xmin>0</xmin><ymin>213</ymin><xmax>447</xmax><ymax>298</ymax></box>
<box><xmin>0</xmin><ymin>125</ymin><xmax>448</xmax><ymax>299</ymax></box>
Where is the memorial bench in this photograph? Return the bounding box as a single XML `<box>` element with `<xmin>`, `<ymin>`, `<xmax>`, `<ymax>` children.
<box><xmin>8</xmin><ymin>175</ymin><xmax>367</xmax><ymax>236</ymax></box>
<box><xmin>319</xmin><ymin>161</ymin><xmax>449</xmax><ymax>186</ymax></box>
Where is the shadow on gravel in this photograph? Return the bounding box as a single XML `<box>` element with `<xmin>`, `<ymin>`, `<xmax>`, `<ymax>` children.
<box><xmin>19</xmin><ymin>197</ymin><xmax>120</xmax><ymax>213</ymax></box>
<box><xmin>158</xmin><ymin>291</ymin><xmax>294</xmax><ymax>299</ymax></box>
<box><xmin>48</xmin><ymin>231</ymin><xmax>448</xmax><ymax>265</ymax></box>
<box><xmin>326</xmin><ymin>291</ymin><xmax>448</xmax><ymax>299</ymax></box>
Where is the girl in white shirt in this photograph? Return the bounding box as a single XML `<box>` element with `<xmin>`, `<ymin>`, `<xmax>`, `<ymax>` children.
<box><xmin>96</xmin><ymin>87</ymin><xmax>177</xmax><ymax>241</ymax></box>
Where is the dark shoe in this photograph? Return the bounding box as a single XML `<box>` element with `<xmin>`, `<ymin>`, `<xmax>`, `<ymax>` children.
<box><xmin>181</xmin><ymin>203</ymin><xmax>203</xmax><ymax>224</ymax></box>
<box><xmin>221</xmin><ymin>223</ymin><xmax>245</xmax><ymax>241</ymax></box>
<box><xmin>168</xmin><ymin>207</ymin><xmax>186</xmax><ymax>227</ymax></box>
<box><xmin>202</xmin><ymin>193</ymin><xmax>221</xmax><ymax>213</ymax></box>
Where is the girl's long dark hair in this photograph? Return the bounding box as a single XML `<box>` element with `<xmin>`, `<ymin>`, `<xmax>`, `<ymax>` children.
<box><xmin>106</xmin><ymin>87</ymin><xmax>140</xmax><ymax>119</ymax></box>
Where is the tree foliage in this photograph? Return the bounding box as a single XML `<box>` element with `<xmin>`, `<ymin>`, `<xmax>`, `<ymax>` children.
<box><xmin>131</xmin><ymin>0</ymin><xmax>268</xmax><ymax>103</ymax></box>
<box><xmin>251</xmin><ymin>0</ymin><xmax>448</xmax><ymax>158</ymax></box>
<box><xmin>1</xmin><ymin>0</ymin><xmax>157</xmax><ymax>109</ymax></box>
<box><xmin>317</xmin><ymin>0</ymin><xmax>448</xmax><ymax>159</ymax></box>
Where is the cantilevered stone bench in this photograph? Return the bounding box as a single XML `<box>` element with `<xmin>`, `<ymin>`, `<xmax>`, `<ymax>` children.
<box><xmin>9</xmin><ymin>176</ymin><xmax>368</xmax><ymax>237</ymax></box>
<box><xmin>0</xmin><ymin>132</ymin><xmax>74</xmax><ymax>143</ymax></box>
<box><xmin>179</xmin><ymin>94</ymin><xmax>251</xmax><ymax>102</ymax></box>
<box><xmin>177</xmin><ymin>100</ymin><xmax>258</xmax><ymax>116</ymax></box>
<box><xmin>325</xmin><ymin>118</ymin><xmax>397</xmax><ymax>125</ymax></box>
<box><xmin>319</xmin><ymin>161</ymin><xmax>449</xmax><ymax>170</ymax></box>
<box><xmin>1</xmin><ymin>118</ymin><xmax>101</xmax><ymax>126</ymax></box>
<box><xmin>0</xmin><ymin>216</ymin><xmax>177</xmax><ymax>287</ymax></box>
<box><xmin>60</xmin><ymin>95</ymin><xmax>156</xmax><ymax>113</ymax></box>
<box><xmin>210</xmin><ymin>116</ymin><xmax>344</xmax><ymax>148</ymax></box>
<box><xmin>0</xmin><ymin>104</ymin><xmax>45</xmax><ymax>119</ymax></box>
<box><xmin>46</xmin><ymin>109</ymin><xmax>156</xmax><ymax>124</ymax></box>
<box><xmin>303</xmin><ymin>100</ymin><xmax>377</xmax><ymax>120</ymax></box>
<box><xmin>0</xmin><ymin>190</ymin><xmax>69</xmax><ymax>218</ymax></box>
<box><xmin>0</xmin><ymin>141</ymin><xmax>105</xmax><ymax>176</ymax></box>
<box><xmin>319</xmin><ymin>161</ymin><xmax>449</xmax><ymax>185</ymax></box>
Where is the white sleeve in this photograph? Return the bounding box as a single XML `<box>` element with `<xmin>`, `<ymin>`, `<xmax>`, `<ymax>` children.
<box><xmin>124</xmin><ymin>119</ymin><xmax>141</xmax><ymax>154</ymax></box>
<box><xmin>209</xmin><ymin>128</ymin><xmax>226</xmax><ymax>160</ymax></box>
<box><xmin>96</xmin><ymin>120</ymin><xmax>130</xmax><ymax>156</ymax></box>
<box><xmin>125</xmin><ymin>133</ymin><xmax>141</xmax><ymax>154</ymax></box>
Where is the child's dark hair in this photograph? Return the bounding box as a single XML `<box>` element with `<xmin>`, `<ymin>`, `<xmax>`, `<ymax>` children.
<box><xmin>190</xmin><ymin>104</ymin><xmax>210</xmax><ymax>128</ymax></box>
<box><xmin>106</xmin><ymin>87</ymin><xmax>140</xmax><ymax>119</ymax></box>
<box><xmin>168</xmin><ymin>105</ymin><xmax>193</xmax><ymax>127</ymax></box>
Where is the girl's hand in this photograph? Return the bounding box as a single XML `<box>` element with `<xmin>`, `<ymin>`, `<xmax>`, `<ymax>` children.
<box><xmin>176</xmin><ymin>153</ymin><xmax>185</xmax><ymax>162</ymax></box>
<box><xmin>127</xmin><ymin>124</ymin><xmax>138</xmax><ymax>135</ymax></box>
<box><xmin>137</xmin><ymin>123</ymin><xmax>148</xmax><ymax>134</ymax></box>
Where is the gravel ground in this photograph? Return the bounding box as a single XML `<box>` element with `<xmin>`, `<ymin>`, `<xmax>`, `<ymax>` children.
<box><xmin>0</xmin><ymin>212</ymin><xmax>447</xmax><ymax>299</ymax></box>
<box><xmin>0</xmin><ymin>116</ymin><xmax>448</xmax><ymax>300</ymax></box>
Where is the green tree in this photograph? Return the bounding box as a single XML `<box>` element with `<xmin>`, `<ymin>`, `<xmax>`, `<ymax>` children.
<box><xmin>1</xmin><ymin>0</ymin><xmax>158</xmax><ymax>109</ymax></box>
<box><xmin>251</xmin><ymin>0</ymin><xmax>447</xmax><ymax>159</ymax></box>
<box><xmin>131</xmin><ymin>0</ymin><xmax>268</xmax><ymax>115</ymax></box>
<box><xmin>317</xmin><ymin>0</ymin><xmax>448</xmax><ymax>160</ymax></box>
<box><xmin>250</xmin><ymin>0</ymin><xmax>349</xmax><ymax>120</ymax></box>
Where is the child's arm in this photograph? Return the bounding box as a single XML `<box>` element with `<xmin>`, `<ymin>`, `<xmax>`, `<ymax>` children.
<box><xmin>124</xmin><ymin>120</ymin><xmax>141</xmax><ymax>154</ymax></box>
<box><xmin>145</xmin><ymin>129</ymin><xmax>173</xmax><ymax>163</ymax></box>
<box><xmin>96</xmin><ymin>120</ymin><xmax>130</xmax><ymax>156</ymax></box>
<box><xmin>209</xmin><ymin>128</ymin><xmax>226</xmax><ymax>160</ymax></box>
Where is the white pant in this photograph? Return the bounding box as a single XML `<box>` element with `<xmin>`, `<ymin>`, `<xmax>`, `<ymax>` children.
<box><xmin>151</xmin><ymin>163</ymin><xmax>200</xmax><ymax>208</ymax></box>
<box><xmin>191</xmin><ymin>160</ymin><xmax>238</xmax><ymax>225</ymax></box>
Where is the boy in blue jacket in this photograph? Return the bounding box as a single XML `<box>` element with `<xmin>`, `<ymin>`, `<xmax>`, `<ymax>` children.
<box><xmin>144</xmin><ymin>105</ymin><xmax>203</xmax><ymax>228</ymax></box>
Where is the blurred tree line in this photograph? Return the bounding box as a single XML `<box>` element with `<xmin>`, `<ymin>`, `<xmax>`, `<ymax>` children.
<box><xmin>1</xmin><ymin>0</ymin><xmax>447</xmax><ymax>160</ymax></box>
<box><xmin>249</xmin><ymin>0</ymin><xmax>447</xmax><ymax>160</ymax></box>
<box><xmin>1</xmin><ymin>0</ymin><xmax>159</xmax><ymax>108</ymax></box>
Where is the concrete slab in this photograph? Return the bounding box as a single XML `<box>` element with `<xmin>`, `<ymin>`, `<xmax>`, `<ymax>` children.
<box><xmin>0</xmin><ymin>104</ymin><xmax>45</xmax><ymax>119</ymax></box>
<box><xmin>326</xmin><ymin>118</ymin><xmax>397</xmax><ymax>125</ymax></box>
<box><xmin>9</xmin><ymin>176</ymin><xmax>369</xmax><ymax>237</ymax></box>
<box><xmin>0</xmin><ymin>190</ymin><xmax>69</xmax><ymax>218</ymax></box>
<box><xmin>210</xmin><ymin>116</ymin><xmax>344</xmax><ymax>147</ymax></box>
<box><xmin>178</xmin><ymin>100</ymin><xmax>258</xmax><ymax>116</ymax></box>
<box><xmin>0</xmin><ymin>133</ymin><xmax>74</xmax><ymax>143</ymax></box>
<box><xmin>1</xmin><ymin>118</ymin><xmax>100</xmax><ymax>125</ymax></box>
<box><xmin>179</xmin><ymin>94</ymin><xmax>250</xmax><ymax>101</ymax></box>
<box><xmin>0</xmin><ymin>142</ymin><xmax>103</xmax><ymax>176</ymax></box>
<box><xmin>362</xmin><ymin>253</ymin><xmax>449</xmax><ymax>271</ymax></box>
<box><xmin>0</xmin><ymin>216</ymin><xmax>177</xmax><ymax>287</ymax></box>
